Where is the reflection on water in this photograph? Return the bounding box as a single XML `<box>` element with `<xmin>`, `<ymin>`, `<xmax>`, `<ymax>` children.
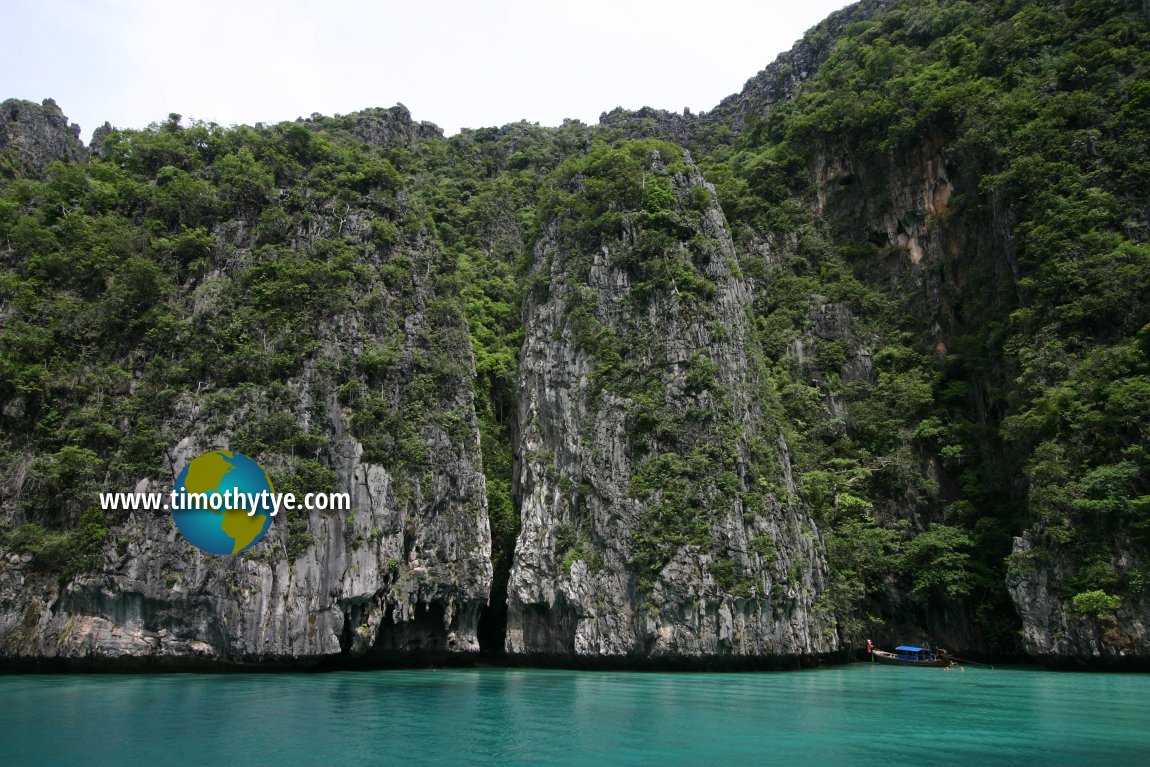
<box><xmin>2</xmin><ymin>665</ymin><xmax>1149</xmax><ymax>765</ymax></box>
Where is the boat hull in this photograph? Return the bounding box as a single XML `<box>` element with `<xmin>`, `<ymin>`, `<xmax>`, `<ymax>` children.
<box><xmin>870</xmin><ymin>650</ymin><xmax>950</xmax><ymax>667</ymax></box>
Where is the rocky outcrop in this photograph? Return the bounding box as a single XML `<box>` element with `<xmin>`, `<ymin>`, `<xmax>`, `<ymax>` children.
<box><xmin>88</xmin><ymin>122</ymin><xmax>114</xmax><ymax>157</ymax></box>
<box><xmin>0</xmin><ymin>172</ymin><xmax>491</xmax><ymax>671</ymax></box>
<box><xmin>811</xmin><ymin>135</ymin><xmax>975</xmax><ymax>350</ymax></box>
<box><xmin>299</xmin><ymin>105</ymin><xmax>443</xmax><ymax>148</ymax></box>
<box><xmin>706</xmin><ymin>0</ymin><xmax>895</xmax><ymax>131</ymax></box>
<box><xmin>598</xmin><ymin>107</ymin><xmax>697</xmax><ymax>146</ymax></box>
<box><xmin>601</xmin><ymin>1</ymin><xmax>898</xmax><ymax>147</ymax></box>
<box><xmin>1008</xmin><ymin>536</ymin><xmax>1150</xmax><ymax>669</ymax></box>
<box><xmin>0</xmin><ymin>98</ymin><xmax>86</xmax><ymax>176</ymax></box>
<box><xmin>505</xmin><ymin>148</ymin><xmax>838</xmax><ymax>666</ymax></box>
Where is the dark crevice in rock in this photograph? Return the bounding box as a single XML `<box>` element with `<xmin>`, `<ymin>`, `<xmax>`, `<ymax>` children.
<box><xmin>338</xmin><ymin>606</ymin><xmax>355</xmax><ymax>655</ymax></box>
<box><xmin>477</xmin><ymin>585</ymin><xmax>508</xmax><ymax>658</ymax></box>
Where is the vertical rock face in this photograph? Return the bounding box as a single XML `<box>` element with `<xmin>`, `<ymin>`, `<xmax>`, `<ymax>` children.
<box><xmin>0</xmin><ymin>98</ymin><xmax>86</xmax><ymax>175</ymax></box>
<box><xmin>800</xmin><ymin>135</ymin><xmax>1025</xmax><ymax>654</ymax></box>
<box><xmin>506</xmin><ymin>145</ymin><xmax>837</xmax><ymax>664</ymax></box>
<box><xmin>1</xmin><ymin>366</ymin><xmax>492</xmax><ymax>669</ymax></box>
<box><xmin>0</xmin><ymin>122</ymin><xmax>492</xmax><ymax>668</ymax></box>
<box><xmin>810</xmin><ymin>136</ymin><xmax>994</xmax><ymax>392</ymax></box>
<box><xmin>803</xmin><ymin>130</ymin><xmax>1145</xmax><ymax>663</ymax></box>
<box><xmin>1</xmin><ymin>294</ymin><xmax>493</xmax><ymax>669</ymax></box>
<box><xmin>0</xmin><ymin>263</ymin><xmax>493</xmax><ymax>668</ymax></box>
<box><xmin>1008</xmin><ymin>536</ymin><xmax>1150</xmax><ymax>667</ymax></box>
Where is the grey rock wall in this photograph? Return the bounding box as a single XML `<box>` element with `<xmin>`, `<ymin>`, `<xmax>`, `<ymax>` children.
<box><xmin>0</xmin><ymin>98</ymin><xmax>86</xmax><ymax>176</ymax></box>
<box><xmin>0</xmin><ymin>181</ymin><xmax>492</xmax><ymax>670</ymax></box>
<box><xmin>505</xmin><ymin>153</ymin><xmax>838</xmax><ymax>665</ymax></box>
<box><xmin>1008</xmin><ymin>535</ymin><xmax>1150</xmax><ymax>668</ymax></box>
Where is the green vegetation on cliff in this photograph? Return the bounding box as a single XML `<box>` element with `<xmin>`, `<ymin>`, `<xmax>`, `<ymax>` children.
<box><xmin>699</xmin><ymin>0</ymin><xmax>1150</xmax><ymax>649</ymax></box>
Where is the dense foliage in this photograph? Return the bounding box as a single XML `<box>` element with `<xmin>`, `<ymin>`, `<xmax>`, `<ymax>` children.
<box><xmin>698</xmin><ymin>0</ymin><xmax>1150</xmax><ymax>645</ymax></box>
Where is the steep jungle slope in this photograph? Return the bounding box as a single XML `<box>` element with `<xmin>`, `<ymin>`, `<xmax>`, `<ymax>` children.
<box><xmin>697</xmin><ymin>0</ymin><xmax>1150</xmax><ymax>664</ymax></box>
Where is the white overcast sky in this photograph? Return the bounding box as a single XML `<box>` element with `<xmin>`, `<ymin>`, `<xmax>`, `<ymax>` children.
<box><xmin>2</xmin><ymin>0</ymin><xmax>852</xmax><ymax>142</ymax></box>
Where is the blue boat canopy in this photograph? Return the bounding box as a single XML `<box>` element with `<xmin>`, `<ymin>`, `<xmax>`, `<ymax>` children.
<box><xmin>894</xmin><ymin>646</ymin><xmax>924</xmax><ymax>652</ymax></box>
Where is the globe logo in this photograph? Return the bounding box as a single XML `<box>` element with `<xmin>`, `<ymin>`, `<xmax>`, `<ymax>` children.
<box><xmin>172</xmin><ymin>450</ymin><xmax>275</xmax><ymax>555</ymax></box>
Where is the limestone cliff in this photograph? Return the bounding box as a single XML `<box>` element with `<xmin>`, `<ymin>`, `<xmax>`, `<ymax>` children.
<box><xmin>1008</xmin><ymin>536</ymin><xmax>1150</xmax><ymax>668</ymax></box>
<box><xmin>505</xmin><ymin>144</ymin><xmax>837</xmax><ymax>664</ymax></box>
<box><xmin>2</xmin><ymin>0</ymin><xmax>1148</xmax><ymax>672</ymax></box>
<box><xmin>720</xmin><ymin>0</ymin><xmax>1150</xmax><ymax>666</ymax></box>
<box><xmin>0</xmin><ymin>107</ymin><xmax>491</xmax><ymax>669</ymax></box>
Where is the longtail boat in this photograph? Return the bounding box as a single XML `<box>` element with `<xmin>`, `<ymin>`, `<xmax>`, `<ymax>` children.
<box><xmin>867</xmin><ymin>641</ymin><xmax>954</xmax><ymax>667</ymax></box>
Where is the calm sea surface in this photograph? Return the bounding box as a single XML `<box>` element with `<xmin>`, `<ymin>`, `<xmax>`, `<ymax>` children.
<box><xmin>1</xmin><ymin>664</ymin><xmax>1148</xmax><ymax>765</ymax></box>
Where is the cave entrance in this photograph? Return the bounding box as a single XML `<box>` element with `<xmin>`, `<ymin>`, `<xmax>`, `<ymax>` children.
<box><xmin>477</xmin><ymin>562</ymin><xmax>510</xmax><ymax>657</ymax></box>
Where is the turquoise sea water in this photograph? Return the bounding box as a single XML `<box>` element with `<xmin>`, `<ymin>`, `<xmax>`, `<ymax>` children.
<box><xmin>1</xmin><ymin>664</ymin><xmax>1148</xmax><ymax>766</ymax></box>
